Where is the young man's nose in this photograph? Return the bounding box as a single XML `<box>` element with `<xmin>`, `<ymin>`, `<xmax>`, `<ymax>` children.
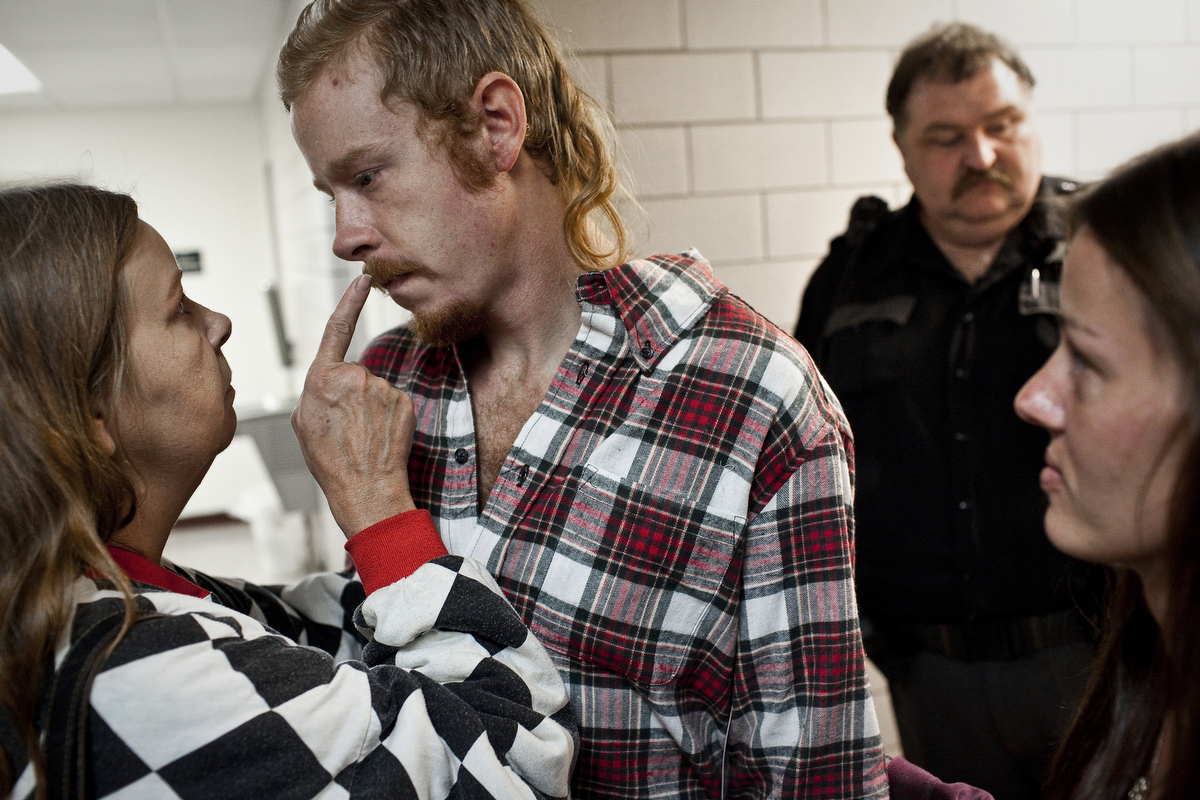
<box><xmin>332</xmin><ymin>202</ymin><xmax>382</xmax><ymax>262</ymax></box>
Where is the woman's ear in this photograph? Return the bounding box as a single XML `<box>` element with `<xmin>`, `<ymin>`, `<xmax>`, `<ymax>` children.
<box><xmin>93</xmin><ymin>413</ymin><xmax>117</xmax><ymax>457</ymax></box>
<box><xmin>472</xmin><ymin>71</ymin><xmax>527</xmax><ymax>174</ymax></box>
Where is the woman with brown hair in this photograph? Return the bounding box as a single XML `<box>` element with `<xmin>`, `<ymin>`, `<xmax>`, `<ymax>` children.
<box><xmin>0</xmin><ymin>183</ymin><xmax>576</xmax><ymax>799</ymax></box>
<box><xmin>1013</xmin><ymin>131</ymin><xmax>1200</xmax><ymax>799</ymax></box>
<box><xmin>889</xmin><ymin>132</ymin><xmax>1200</xmax><ymax>800</ymax></box>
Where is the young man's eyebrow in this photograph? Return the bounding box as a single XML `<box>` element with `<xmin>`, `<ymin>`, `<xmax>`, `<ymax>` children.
<box><xmin>313</xmin><ymin>144</ymin><xmax>386</xmax><ymax>195</ymax></box>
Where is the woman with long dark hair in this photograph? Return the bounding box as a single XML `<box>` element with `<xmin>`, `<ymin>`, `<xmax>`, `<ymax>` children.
<box><xmin>0</xmin><ymin>183</ymin><xmax>576</xmax><ymax>799</ymax></box>
<box><xmin>888</xmin><ymin>133</ymin><xmax>1200</xmax><ymax>800</ymax></box>
<box><xmin>1013</xmin><ymin>131</ymin><xmax>1200</xmax><ymax>799</ymax></box>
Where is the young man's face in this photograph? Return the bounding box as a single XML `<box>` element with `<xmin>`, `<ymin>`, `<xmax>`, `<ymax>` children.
<box><xmin>290</xmin><ymin>51</ymin><xmax>511</xmax><ymax>345</ymax></box>
<box><xmin>893</xmin><ymin>57</ymin><xmax>1043</xmax><ymax>250</ymax></box>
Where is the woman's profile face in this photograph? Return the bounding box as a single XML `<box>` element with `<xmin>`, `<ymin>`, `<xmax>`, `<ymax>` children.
<box><xmin>112</xmin><ymin>220</ymin><xmax>237</xmax><ymax>484</ymax></box>
<box><xmin>1015</xmin><ymin>227</ymin><xmax>1189</xmax><ymax>575</ymax></box>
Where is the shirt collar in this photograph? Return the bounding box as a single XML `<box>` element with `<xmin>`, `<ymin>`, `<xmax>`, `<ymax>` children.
<box><xmin>106</xmin><ymin>545</ymin><xmax>210</xmax><ymax>600</ymax></box>
<box><xmin>575</xmin><ymin>249</ymin><xmax>725</xmax><ymax>372</ymax></box>
<box><xmin>901</xmin><ymin>175</ymin><xmax>1063</xmax><ymax>287</ymax></box>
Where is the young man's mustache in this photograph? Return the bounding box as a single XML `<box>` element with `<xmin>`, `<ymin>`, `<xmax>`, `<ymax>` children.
<box><xmin>364</xmin><ymin>258</ymin><xmax>434</xmax><ymax>290</ymax></box>
<box><xmin>953</xmin><ymin>168</ymin><xmax>1014</xmax><ymax>199</ymax></box>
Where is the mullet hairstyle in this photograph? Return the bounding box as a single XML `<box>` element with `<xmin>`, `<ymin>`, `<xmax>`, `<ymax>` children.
<box><xmin>886</xmin><ymin>22</ymin><xmax>1035</xmax><ymax>133</ymax></box>
<box><xmin>1047</xmin><ymin>132</ymin><xmax>1200</xmax><ymax>800</ymax></box>
<box><xmin>277</xmin><ymin>0</ymin><xmax>631</xmax><ymax>272</ymax></box>
<box><xmin>0</xmin><ymin>184</ymin><xmax>140</xmax><ymax>798</ymax></box>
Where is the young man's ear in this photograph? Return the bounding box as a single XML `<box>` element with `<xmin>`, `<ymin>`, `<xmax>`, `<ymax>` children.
<box><xmin>473</xmin><ymin>71</ymin><xmax>527</xmax><ymax>174</ymax></box>
<box><xmin>93</xmin><ymin>413</ymin><xmax>117</xmax><ymax>457</ymax></box>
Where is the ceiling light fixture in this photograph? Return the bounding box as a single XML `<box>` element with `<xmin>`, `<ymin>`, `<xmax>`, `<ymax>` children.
<box><xmin>0</xmin><ymin>44</ymin><xmax>42</xmax><ymax>95</ymax></box>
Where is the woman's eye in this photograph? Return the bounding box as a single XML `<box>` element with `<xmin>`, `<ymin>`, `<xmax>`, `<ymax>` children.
<box><xmin>358</xmin><ymin>171</ymin><xmax>376</xmax><ymax>187</ymax></box>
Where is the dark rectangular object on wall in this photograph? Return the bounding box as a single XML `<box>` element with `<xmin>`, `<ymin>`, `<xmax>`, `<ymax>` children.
<box><xmin>175</xmin><ymin>251</ymin><xmax>202</xmax><ymax>273</ymax></box>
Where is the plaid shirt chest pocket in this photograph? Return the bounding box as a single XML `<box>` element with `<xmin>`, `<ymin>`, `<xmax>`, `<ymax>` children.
<box><xmin>514</xmin><ymin>461</ymin><xmax>745</xmax><ymax>690</ymax></box>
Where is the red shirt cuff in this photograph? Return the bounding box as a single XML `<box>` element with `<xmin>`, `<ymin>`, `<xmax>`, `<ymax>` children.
<box><xmin>345</xmin><ymin>509</ymin><xmax>448</xmax><ymax>594</ymax></box>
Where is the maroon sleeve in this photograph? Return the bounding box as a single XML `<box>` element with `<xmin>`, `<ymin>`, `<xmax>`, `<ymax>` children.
<box><xmin>887</xmin><ymin>757</ymin><xmax>996</xmax><ymax>800</ymax></box>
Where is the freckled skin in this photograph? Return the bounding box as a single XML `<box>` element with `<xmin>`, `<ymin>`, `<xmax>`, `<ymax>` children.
<box><xmin>1015</xmin><ymin>228</ymin><xmax>1187</xmax><ymax>598</ymax></box>
<box><xmin>107</xmin><ymin>221</ymin><xmax>237</xmax><ymax>562</ymax></box>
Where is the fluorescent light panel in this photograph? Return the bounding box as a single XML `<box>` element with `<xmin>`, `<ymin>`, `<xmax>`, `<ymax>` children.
<box><xmin>0</xmin><ymin>44</ymin><xmax>43</xmax><ymax>95</ymax></box>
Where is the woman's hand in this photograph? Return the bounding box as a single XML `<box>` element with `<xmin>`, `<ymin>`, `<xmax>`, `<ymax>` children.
<box><xmin>292</xmin><ymin>275</ymin><xmax>418</xmax><ymax>538</ymax></box>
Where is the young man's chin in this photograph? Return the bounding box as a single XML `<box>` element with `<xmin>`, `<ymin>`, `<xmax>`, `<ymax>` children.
<box><xmin>410</xmin><ymin>301</ymin><xmax>487</xmax><ymax>347</ymax></box>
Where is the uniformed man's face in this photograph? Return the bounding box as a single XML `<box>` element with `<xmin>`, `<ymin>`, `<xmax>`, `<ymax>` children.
<box><xmin>894</xmin><ymin>57</ymin><xmax>1042</xmax><ymax>250</ymax></box>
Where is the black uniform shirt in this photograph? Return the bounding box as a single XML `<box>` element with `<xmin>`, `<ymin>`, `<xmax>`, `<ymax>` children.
<box><xmin>795</xmin><ymin>177</ymin><xmax>1101</xmax><ymax>624</ymax></box>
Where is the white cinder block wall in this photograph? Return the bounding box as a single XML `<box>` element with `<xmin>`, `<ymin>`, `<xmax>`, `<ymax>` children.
<box><xmin>519</xmin><ymin>0</ymin><xmax>1200</xmax><ymax>332</ymax></box>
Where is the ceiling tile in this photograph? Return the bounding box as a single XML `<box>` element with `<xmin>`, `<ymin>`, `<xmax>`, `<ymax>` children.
<box><xmin>164</xmin><ymin>0</ymin><xmax>287</xmax><ymax>44</ymax></box>
<box><xmin>0</xmin><ymin>1</ymin><xmax>159</xmax><ymax>45</ymax></box>
<box><xmin>0</xmin><ymin>90</ymin><xmax>53</xmax><ymax>110</ymax></box>
<box><xmin>177</xmin><ymin>77</ymin><xmax>256</xmax><ymax>103</ymax></box>
<box><xmin>12</xmin><ymin>44</ymin><xmax>174</xmax><ymax>105</ymax></box>
<box><xmin>173</xmin><ymin>42</ymin><xmax>266</xmax><ymax>102</ymax></box>
<box><xmin>171</xmin><ymin>43</ymin><xmax>266</xmax><ymax>81</ymax></box>
<box><xmin>0</xmin><ymin>0</ymin><xmax>292</xmax><ymax>108</ymax></box>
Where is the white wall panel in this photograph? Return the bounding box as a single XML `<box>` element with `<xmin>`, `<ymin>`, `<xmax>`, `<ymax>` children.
<box><xmin>957</xmin><ymin>0</ymin><xmax>1074</xmax><ymax>45</ymax></box>
<box><xmin>618</xmin><ymin>127</ymin><xmax>690</xmax><ymax>197</ymax></box>
<box><xmin>826</xmin><ymin>0</ymin><xmax>953</xmax><ymax>47</ymax></box>
<box><xmin>612</xmin><ymin>52</ymin><xmax>755</xmax><ymax>124</ymax></box>
<box><xmin>830</xmin><ymin>118</ymin><xmax>906</xmax><ymax>185</ymax></box>
<box><xmin>685</xmin><ymin>0</ymin><xmax>822</xmax><ymax>49</ymax></box>
<box><xmin>1023</xmin><ymin>47</ymin><xmax>1133</xmax><ymax>109</ymax></box>
<box><xmin>1078</xmin><ymin>0</ymin><xmax>1187</xmax><ymax>43</ymax></box>
<box><xmin>531</xmin><ymin>0</ymin><xmax>682</xmax><ymax>52</ymax></box>
<box><xmin>1135</xmin><ymin>46</ymin><xmax>1200</xmax><ymax>104</ymax></box>
<box><xmin>1078</xmin><ymin>108</ymin><xmax>1187</xmax><ymax>175</ymax></box>
<box><xmin>692</xmin><ymin>122</ymin><xmax>826</xmax><ymax>191</ymax></box>
<box><xmin>642</xmin><ymin>194</ymin><xmax>763</xmax><ymax>262</ymax></box>
<box><xmin>761</xmin><ymin>51</ymin><xmax>894</xmax><ymax>118</ymax></box>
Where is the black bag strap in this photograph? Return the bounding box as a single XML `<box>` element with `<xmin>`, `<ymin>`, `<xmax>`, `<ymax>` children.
<box><xmin>42</xmin><ymin>606</ymin><xmax>161</xmax><ymax>800</ymax></box>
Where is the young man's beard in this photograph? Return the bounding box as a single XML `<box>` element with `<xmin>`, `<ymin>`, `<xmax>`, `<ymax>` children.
<box><xmin>409</xmin><ymin>300</ymin><xmax>487</xmax><ymax>347</ymax></box>
<box><xmin>365</xmin><ymin>257</ymin><xmax>486</xmax><ymax>347</ymax></box>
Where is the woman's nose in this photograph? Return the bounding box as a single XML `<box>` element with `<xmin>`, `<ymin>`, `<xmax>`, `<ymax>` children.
<box><xmin>1014</xmin><ymin>356</ymin><xmax>1065</xmax><ymax>431</ymax></box>
<box><xmin>203</xmin><ymin>304</ymin><xmax>233</xmax><ymax>348</ymax></box>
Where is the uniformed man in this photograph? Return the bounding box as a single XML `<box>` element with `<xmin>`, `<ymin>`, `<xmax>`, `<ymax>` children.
<box><xmin>795</xmin><ymin>23</ymin><xmax>1105</xmax><ymax>800</ymax></box>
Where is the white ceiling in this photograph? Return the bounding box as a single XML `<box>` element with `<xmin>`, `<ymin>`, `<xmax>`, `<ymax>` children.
<box><xmin>0</xmin><ymin>0</ymin><xmax>295</xmax><ymax>110</ymax></box>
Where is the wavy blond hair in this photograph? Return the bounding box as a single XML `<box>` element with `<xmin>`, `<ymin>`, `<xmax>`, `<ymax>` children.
<box><xmin>277</xmin><ymin>0</ymin><xmax>631</xmax><ymax>271</ymax></box>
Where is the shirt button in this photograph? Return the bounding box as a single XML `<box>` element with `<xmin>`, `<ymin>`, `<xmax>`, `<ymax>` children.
<box><xmin>962</xmin><ymin>572</ymin><xmax>972</xmax><ymax>582</ymax></box>
<box><xmin>955</xmin><ymin>368</ymin><xmax>967</xmax><ymax>378</ymax></box>
<box><xmin>963</xmin><ymin>312</ymin><xmax>975</xmax><ymax>323</ymax></box>
<box><xmin>958</xmin><ymin>500</ymin><xmax>969</xmax><ymax>511</ymax></box>
<box><xmin>954</xmin><ymin>431</ymin><xmax>969</xmax><ymax>443</ymax></box>
<box><xmin>454</xmin><ymin>448</ymin><xmax>469</xmax><ymax>464</ymax></box>
<box><xmin>641</xmin><ymin>342</ymin><xmax>653</xmax><ymax>359</ymax></box>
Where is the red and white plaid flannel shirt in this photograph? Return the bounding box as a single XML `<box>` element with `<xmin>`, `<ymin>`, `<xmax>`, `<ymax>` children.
<box><xmin>361</xmin><ymin>251</ymin><xmax>888</xmax><ymax>799</ymax></box>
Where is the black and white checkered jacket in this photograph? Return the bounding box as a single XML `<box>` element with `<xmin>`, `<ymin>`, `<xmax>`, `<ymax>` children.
<box><xmin>6</xmin><ymin>551</ymin><xmax>577</xmax><ymax>799</ymax></box>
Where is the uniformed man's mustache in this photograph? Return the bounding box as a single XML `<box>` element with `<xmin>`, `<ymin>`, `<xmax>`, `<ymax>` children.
<box><xmin>364</xmin><ymin>257</ymin><xmax>434</xmax><ymax>291</ymax></box>
<box><xmin>953</xmin><ymin>168</ymin><xmax>1014</xmax><ymax>199</ymax></box>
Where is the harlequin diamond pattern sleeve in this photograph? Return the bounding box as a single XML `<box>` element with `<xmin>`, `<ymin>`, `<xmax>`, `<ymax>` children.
<box><xmin>49</xmin><ymin>556</ymin><xmax>576</xmax><ymax>800</ymax></box>
<box><xmin>170</xmin><ymin>565</ymin><xmax>370</xmax><ymax>662</ymax></box>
